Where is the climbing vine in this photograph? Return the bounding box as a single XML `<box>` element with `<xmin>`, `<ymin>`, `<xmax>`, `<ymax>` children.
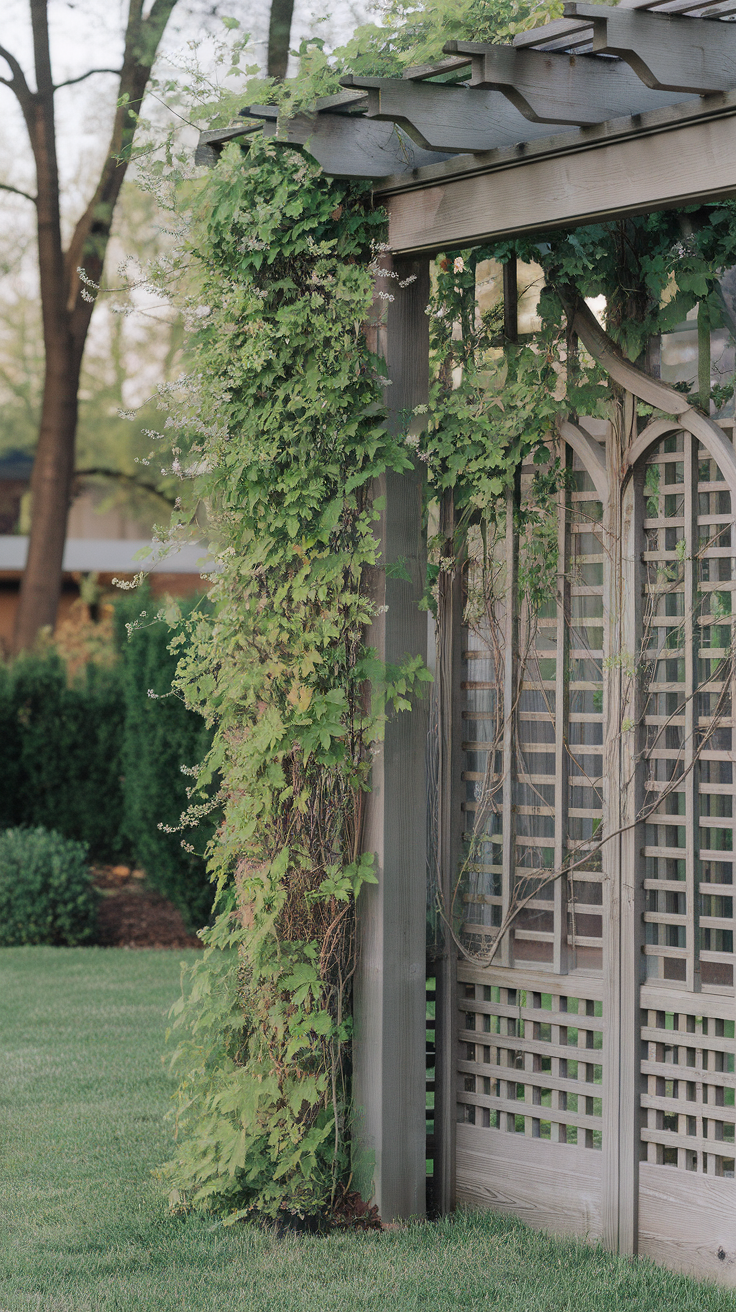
<box><xmin>158</xmin><ymin>139</ymin><xmax>430</xmax><ymax>1221</ymax></box>
<box><xmin>143</xmin><ymin>1</ymin><xmax>736</xmax><ymax>1226</ymax></box>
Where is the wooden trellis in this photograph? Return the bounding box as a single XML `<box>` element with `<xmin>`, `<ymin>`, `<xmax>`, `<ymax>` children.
<box><xmin>201</xmin><ymin>1</ymin><xmax>736</xmax><ymax>1279</ymax></box>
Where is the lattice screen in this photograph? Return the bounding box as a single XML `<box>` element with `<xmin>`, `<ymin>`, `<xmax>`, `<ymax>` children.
<box><xmin>454</xmin><ymin>421</ymin><xmax>736</xmax><ymax>1194</ymax></box>
<box><xmin>460</xmin><ymin>450</ymin><xmax>605</xmax><ymax>971</ymax></box>
<box><xmin>457</xmin><ymin>971</ymin><xmax>604</xmax><ymax>1149</ymax></box>
<box><xmin>641</xmin><ymin>425</ymin><xmax>735</xmax><ymax>992</ymax></box>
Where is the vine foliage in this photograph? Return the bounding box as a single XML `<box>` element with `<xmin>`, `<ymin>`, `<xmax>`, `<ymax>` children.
<box><xmin>154</xmin><ymin>5</ymin><xmax>736</xmax><ymax>1223</ymax></box>
<box><xmin>160</xmin><ymin>139</ymin><xmax>428</xmax><ymax>1221</ymax></box>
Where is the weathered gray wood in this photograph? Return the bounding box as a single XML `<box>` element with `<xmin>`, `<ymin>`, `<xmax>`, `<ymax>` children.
<box><xmin>500</xmin><ymin>477</ymin><xmax>520</xmax><ymax>967</ymax></box>
<box><xmin>379</xmin><ymin>93</ymin><xmax>736</xmax><ymax>251</ymax></box>
<box><xmin>248</xmin><ymin>106</ymin><xmax>457</xmax><ymax>178</ymax></box>
<box><xmin>403</xmin><ymin>56</ymin><xmax>471</xmax><ymax>81</ymax></box>
<box><xmin>445</xmin><ymin>41</ymin><xmax>694</xmax><ymax>125</ymax></box>
<box><xmin>513</xmin><ymin>0</ymin><xmax>736</xmax><ymax>55</ymax></box>
<box><xmin>639</xmin><ymin>1164</ymin><xmax>736</xmax><ymax>1285</ymax></box>
<box><xmin>554</xmin><ymin>442</ymin><xmax>572</xmax><ymax>975</ymax></box>
<box><xmin>353</xmin><ymin>256</ymin><xmax>430</xmax><ymax>1222</ymax></box>
<box><xmin>434</xmin><ymin>489</ymin><xmax>463</xmax><ymax>1216</ymax></box>
<box><xmin>503</xmin><ymin>256</ymin><xmax>517</xmax><ymax>343</ymax></box>
<box><xmin>456</xmin><ymin>1124</ymin><xmax>604</xmax><ymax>1238</ymax></box>
<box><xmin>572</xmin><ymin>309</ymin><xmax>736</xmax><ymax>502</ymax></box>
<box><xmin>194</xmin><ymin>123</ymin><xmax>259</xmax><ymax>167</ymax></box>
<box><xmin>340</xmin><ymin>75</ymin><xmax>570</xmax><ymax>152</ymax></box>
<box><xmin>567</xmin><ymin>2</ymin><xmax>736</xmax><ymax>94</ymax></box>
<box><xmin>557</xmin><ymin>418</ymin><xmax>609</xmax><ymax>501</ymax></box>
<box><xmin>601</xmin><ymin>423</ymin><xmax>624</xmax><ymax>1253</ymax></box>
<box><xmin>616</xmin><ymin>455</ymin><xmax>647</xmax><ymax>1255</ymax></box>
<box><xmin>683</xmin><ymin>434</ymin><xmax>702</xmax><ymax>996</ymax></box>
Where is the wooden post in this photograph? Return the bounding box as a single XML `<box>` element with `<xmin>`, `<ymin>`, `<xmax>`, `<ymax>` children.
<box><xmin>353</xmin><ymin>255</ymin><xmax>430</xmax><ymax>1221</ymax></box>
<box><xmin>553</xmin><ymin>441</ymin><xmax>572</xmax><ymax>977</ymax></box>
<box><xmin>434</xmin><ymin>488</ymin><xmax>464</xmax><ymax>1215</ymax></box>
<box><xmin>500</xmin><ymin>472</ymin><xmax>521</xmax><ymax>968</ymax></box>
<box><xmin>503</xmin><ymin>257</ymin><xmax>518</xmax><ymax>344</ymax></box>
<box><xmin>602</xmin><ymin>399</ymin><xmax>646</xmax><ymax>1254</ymax></box>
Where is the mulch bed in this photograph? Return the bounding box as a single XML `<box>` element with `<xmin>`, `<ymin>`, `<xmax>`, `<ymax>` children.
<box><xmin>92</xmin><ymin>866</ymin><xmax>203</xmax><ymax>949</ymax></box>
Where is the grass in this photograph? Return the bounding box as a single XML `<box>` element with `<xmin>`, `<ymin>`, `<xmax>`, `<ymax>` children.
<box><xmin>1</xmin><ymin>948</ymin><xmax>734</xmax><ymax>1312</ymax></box>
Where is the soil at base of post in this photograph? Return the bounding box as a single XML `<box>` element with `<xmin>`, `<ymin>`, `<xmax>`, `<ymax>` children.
<box><xmin>92</xmin><ymin>865</ymin><xmax>204</xmax><ymax>949</ymax></box>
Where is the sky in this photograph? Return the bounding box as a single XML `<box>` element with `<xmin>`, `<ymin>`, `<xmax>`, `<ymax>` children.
<box><xmin>0</xmin><ymin>0</ymin><xmax>373</xmax><ymax>446</ymax></box>
<box><xmin>0</xmin><ymin>0</ymin><xmax>371</xmax><ymax>249</ymax></box>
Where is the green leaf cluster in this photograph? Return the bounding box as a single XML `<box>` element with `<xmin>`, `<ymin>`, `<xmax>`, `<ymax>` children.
<box><xmin>159</xmin><ymin>139</ymin><xmax>426</xmax><ymax>1221</ymax></box>
<box><xmin>0</xmin><ymin>826</ymin><xmax>97</xmax><ymax>947</ymax></box>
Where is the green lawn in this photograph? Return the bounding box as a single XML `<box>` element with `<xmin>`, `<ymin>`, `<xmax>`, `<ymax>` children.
<box><xmin>1</xmin><ymin>947</ymin><xmax>734</xmax><ymax>1312</ymax></box>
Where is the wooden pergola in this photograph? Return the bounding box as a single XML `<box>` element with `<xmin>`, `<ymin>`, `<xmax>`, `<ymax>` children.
<box><xmin>202</xmin><ymin>2</ymin><xmax>736</xmax><ymax>1282</ymax></box>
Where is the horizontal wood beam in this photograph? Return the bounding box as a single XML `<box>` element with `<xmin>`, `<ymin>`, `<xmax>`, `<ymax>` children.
<box><xmin>379</xmin><ymin>93</ymin><xmax>736</xmax><ymax>254</ymax></box>
<box><xmin>246</xmin><ymin>106</ymin><xmax>455</xmax><ymax>178</ymax></box>
<box><xmin>340</xmin><ymin>75</ymin><xmax>562</xmax><ymax>152</ymax></box>
<box><xmin>444</xmin><ymin>41</ymin><xmax>694</xmax><ymax>125</ymax></box>
<box><xmin>568</xmin><ymin>2</ymin><xmax>736</xmax><ymax>93</ymax></box>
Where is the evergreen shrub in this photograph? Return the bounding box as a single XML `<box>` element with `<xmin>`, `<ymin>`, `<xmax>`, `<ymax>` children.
<box><xmin>0</xmin><ymin>652</ymin><xmax>126</xmax><ymax>861</ymax></box>
<box><xmin>0</xmin><ymin>597</ymin><xmax>214</xmax><ymax>929</ymax></box>
<box><xmin>114</xmin><ymin>590</ymin><xmax>216</xmax><ymax>929</ymax></box>
<box><xmin>0</xmin><ymin>826</ymin><xmax>97</xmax><ymax>946</ymax></box>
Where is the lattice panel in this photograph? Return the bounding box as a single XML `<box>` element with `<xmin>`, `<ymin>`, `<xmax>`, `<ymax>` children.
<box><xmin>456</xmin><ymin>974</ymin><xmax>604</xmax><ymax>1148</ymax></box>
<box><xmin>641</xmin><ymin>425</ymin><xmax>736</xmax><ymax>991</ymax></box>
<box><xmin>566</xmin><ymin>461</ymin><xmax>604</xmax><ymax>969</ymax></box>
<box><xmin>640</xmin><ymin>997</ymin><xmax>735</xmax><ymax>1178</ymax></box>
<box><xmin>461</xmin><ymin>619</ymin><xmax>502</xmax><ymax>946</ymax></box>
<box><xmin>459</xmin><ymin>445</ymin><xmax>606</xmax><ymax>971</ymax></box>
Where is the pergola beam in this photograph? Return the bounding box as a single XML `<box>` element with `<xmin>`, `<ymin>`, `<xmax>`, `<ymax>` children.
<box><xmin>340</xmin><ymin>76</ymin><xmax>562</xmax><ymax>153</ymax></box>
<box><xmin>569</xmin><ymin>2</ymin><xmax>736</xmax><ymax>94</ymax></box>
<box><xmin>444</xmin><ymin>41</ymin><xmax>695</xmax><ymax>125</ymax></box>
<box><xmin>377</xmin><ymin>93</ymin><xmax>736</xmax><ymax>254</ymax></box>
<box><xmin>244</xmin><ymin>105</ymin><xmax>456</xmax><ymax>179</ymax></box>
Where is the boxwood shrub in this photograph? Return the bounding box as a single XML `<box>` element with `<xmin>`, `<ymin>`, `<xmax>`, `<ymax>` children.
<box><xmin>0</xmin><ymin>827</ymin><xmax>98</xmax><ymax>946</ymax></box>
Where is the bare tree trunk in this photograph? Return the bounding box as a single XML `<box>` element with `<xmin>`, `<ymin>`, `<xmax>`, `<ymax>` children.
<box><xmin>15</xmin><ymin>346</ymin><xmax>80</xmax><ymax>646</ymax></box>
<box><xmin>0</xmin><ymin>0</ymin><xmax>179</xmax><ymax>652</ymax></box>
<box><xmin>267</xmin><ymin>0</ymin><xmax>295</xmax><ymax>81</ymax></box>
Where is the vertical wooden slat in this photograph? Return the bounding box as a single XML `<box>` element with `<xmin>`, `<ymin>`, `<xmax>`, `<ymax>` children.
<box><xmin>616</xmin><ymin>460</ymin><xmax>646</xmax><ymax>1255</ymax></box>
<box><xmin>500</xmin><ymin>474</ymin><xmax>521</xmax><ymax>968</ymax></box>
<box><xmin>554</xmin><ymin>443</ymin><xmax>572</xmax><ymax>975</ymax></box>
<box><xmin>353</xmin><ymin>255</ymin><xmax>430</xmax><ymax>1221</ymax></box>
<box><xmin>602</xmin><ymin>398</ymin><xmax>645</xmax><ymax>1254</ymax></box>
<box><xmin>435</xmin><ymin>487</ymin><xmax>464</xmax><ymax>1215</ymax></box>
<box><xmin>601</xmin><ymin>420</ymin><xmax>623</xmax><ymax>1250</ymax></box>
<box><xmin>684</xmin><ymin>434</ymin><xmax>702</xmax><ymax>994</ymax></box>
<box><xmin>503</xmin><ymin>257</ymin><xmax>518</xmax><ymax>344</ymax></box>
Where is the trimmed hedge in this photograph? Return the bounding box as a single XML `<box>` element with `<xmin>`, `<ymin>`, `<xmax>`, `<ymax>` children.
<box><xmin>0</xmin><ymin>653</ymin><xmax>125</xmax><ymax>860</ymax></box>
<box><xmin>0</xmin><ymin>593</ymin><xmax>215</xmax><ymax>929</ymax></box>
<box><xmin>0</xmin><ymin>827</ymin><xmax>97</xmax><ymax>946</ymax></box>
<box><xmin>114</xmin><ymin>593</ymin><xmax>216</xmax><ymax>929</ymax></box>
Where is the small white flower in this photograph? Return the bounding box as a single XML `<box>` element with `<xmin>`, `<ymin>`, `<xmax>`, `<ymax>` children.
<box><xmin>453</xmin><ymin>256</ymin><xmax>465</xmax><ymax>273</ymax></box>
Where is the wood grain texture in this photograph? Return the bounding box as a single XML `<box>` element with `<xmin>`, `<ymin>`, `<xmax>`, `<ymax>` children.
<box><xmin>384</xmin><ymin>103</ymin><xmax>736</xmax><ymax>253</ymax></box>
<box><xmin>353</xmin><ymin>258</ymin><xmax>430</xmax><ymax>1221</ymax></box>
<box><xmin>257</xmin><ymin>109</ymin><xmax>455</xmax><ymax>179</ymax></box>
<box><xmin>617</xmin><ymin>463</ymin><xmax>647</xmax><ymax>1254</ymax></box>
<box><xmin>639</xmin><ymin>1163</ymin><xmax>736</xmax><ymax>1285</ymax></box>
<box><xmin>434</xmin><ymin>489</ymin><xmax>463</xmax><ymax>1215</ymax></box>
<box><xmin>451</xmin><ymin>42</ymin><xmax>693</xmax><ymax>125</ymax></box>
<box><xmin>345</xmin><ymin>77</ymin><xmax>572</xmax><ymax>153</ymax></box>
<box><xmin>571</xmin><ymin>3</ymin><xmax>736</xmax><ymax>95</ymax></box>
<box><xmin>456</xmin><ymin>1124</ymin><xmax>603</xmax><ymax>1238</ymax></box>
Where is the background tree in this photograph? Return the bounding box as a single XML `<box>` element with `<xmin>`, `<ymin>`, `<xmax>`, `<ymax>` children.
<box><xmin>0</xmin><ymin>0</ymin><xmax>180</xmax><ymax>652</ymax></box>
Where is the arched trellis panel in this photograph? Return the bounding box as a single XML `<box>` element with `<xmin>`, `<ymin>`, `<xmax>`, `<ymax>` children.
<box><xmin>445</xmin><ymin>387</ymin><xmax>736</xmax><ymax>1284</ymax></box>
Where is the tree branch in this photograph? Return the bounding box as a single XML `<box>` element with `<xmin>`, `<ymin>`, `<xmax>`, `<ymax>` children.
<box><xmin>0</xmin><ymin>43</ymin><xmax>35</xmax><ymax>116</ymax></box>
<box><xmin>75</xmin><ymin>467</ymin><xmax>176</xmax><ymax>507</ymax></box>
<box><xmin>0</xmin><ymin>181</ymin><xmax>36</xmax><ymax>203</ymax></box>
<box><xmin>54</xmin><ymin>67</ymin><xmax>121</xmax><ymax>91</ymax></box>
<box><xmin>65</xmin><ymin>0</ymin><xmax>179</xmax><ymax>322</ymax></box>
